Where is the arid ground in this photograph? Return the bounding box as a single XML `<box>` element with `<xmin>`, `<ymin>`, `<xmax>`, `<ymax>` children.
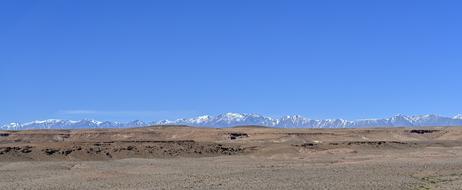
<box><xmin>1</xmin><ymin>126</ymin><xmax>462</xmax><ymax>190</ymax></box>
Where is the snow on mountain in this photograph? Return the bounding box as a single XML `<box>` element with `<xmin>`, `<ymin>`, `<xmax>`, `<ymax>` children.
<box><xmin>157</xmin><ymin>113</ymin><xmax>462</xmax><ymax>128</ymax></box>
<box><xmin>2</xmin><ymin>113</ymin><xmax>462</xmax><ymax>130</ymax></box>
<box><xmin>159</xmin><ymin>113</ymin><xmax>276</xmax><ymax>127</ymax></box>
<box><xmin>1</xmin><ymin>122</ymin><xmax>22</xmax><ymax>130</ymax></box>
<box><xmin>0</xmin><ymin>119</ymin><xmax>147</xmax><ymax>130</ymax></box>
<box><xmin>454</xmin><ymin>114</ymin><xmax>462</xmax><ymax>120</ymax></box>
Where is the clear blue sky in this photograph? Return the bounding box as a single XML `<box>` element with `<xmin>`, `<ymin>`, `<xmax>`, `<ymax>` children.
<box><xmin>1</xmin><ymin>0</ymin><xmax>461</xmax><ymax>123</ymax></box>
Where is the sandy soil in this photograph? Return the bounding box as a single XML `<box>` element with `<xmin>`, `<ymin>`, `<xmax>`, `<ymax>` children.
<box><xmin>1</xmin><ymin>126</ymin><xmax>462</xmax><ymax>189</ymax></box>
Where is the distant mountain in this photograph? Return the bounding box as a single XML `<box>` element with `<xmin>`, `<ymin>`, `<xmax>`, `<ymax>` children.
<box><xmin>158</xmin><ymin>113</ymin><xmax>462</xmax><ymax>128</ymax></box>
<box><xmin>2</xmin><ymin>113</ymin><xmax>462</xmax><ymax>130</ymax></box>
<box><xmin>158</xmin><ymin>113</ymin><xmax>277</xmax><ymax>127</ymax></box>
<box><xmin>1</xmin><ymin>119</ymin><xmax>147</xmax><ymax>130</ymax></box>
<box><xmin>454</xmin><ymin>114</ymin><xmax>462</xmax><ymax>120</ymax></box>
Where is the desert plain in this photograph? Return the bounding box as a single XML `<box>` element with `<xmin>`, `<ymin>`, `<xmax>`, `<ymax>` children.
<box><xmin>1</xmin><ymin>125</ymin><xmax>462</xmax><ymax>190</ymax></box>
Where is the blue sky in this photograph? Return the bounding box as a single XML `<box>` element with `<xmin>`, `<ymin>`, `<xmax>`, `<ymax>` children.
<box><xmin>1</xmin><ymin>0</ymin><xmax>461</xmax><ymax>123</ymax></box>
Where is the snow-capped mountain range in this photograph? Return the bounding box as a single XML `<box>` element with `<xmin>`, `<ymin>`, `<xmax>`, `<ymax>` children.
<box><xmin>1</xmin><ymin>119</ymin><xmax>147</xmax><ymax>130</ymax></box>
<box><xmin>2</xmin><ymin>113</ymin><xmax>462</xmax><ymax>130</ymax></box>
<box><xmin>158</xmin><ymin>113</ymin><xmax>462</xmax><ymax>128</ymax></box>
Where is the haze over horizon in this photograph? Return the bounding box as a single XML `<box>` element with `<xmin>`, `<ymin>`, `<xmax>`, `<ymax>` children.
<box><xmin>1</xmin><ymin>0</ymin><xmax>461</xmax><ymax>124</ymax></box>
<box><xmin>4</xmin><ymin>112</ymin><xmax>462</xmax><ymax>124</ymax></box>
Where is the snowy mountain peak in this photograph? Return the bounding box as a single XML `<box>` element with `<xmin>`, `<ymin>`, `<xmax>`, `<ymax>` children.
<box><xmin>216</xmin><ymin>113</ymin><xmax>245</xmax><ymax>121</ymax></box>
<box><xmin>454</xmin><ymin>114</ymin><xmax>462</xmax><ymax>119</ymax></box>
<box><xmin>1</xmin><ymin>122</ymin><xmax>22</xmax><ymax>130</ymax></box>
<box><xmin>2</xmin><ymin>113</ymin><xmax>462</xmax><ymax>130</ymax></box>
<box><xmin>156</xmin><ymin>113</ymin><xmax>462</xmax><ymax>128</ymax></box>
<box><xmin>1</xmin><ymin>119</ymin><xmax>146</xmax><ymax>130</ymax></box>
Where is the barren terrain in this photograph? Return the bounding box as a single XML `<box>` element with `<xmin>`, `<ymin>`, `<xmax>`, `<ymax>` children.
<box><xmin>1</xmin><ymin>126</ymin><xmax>462</xmax><ymax>190</ymax></box>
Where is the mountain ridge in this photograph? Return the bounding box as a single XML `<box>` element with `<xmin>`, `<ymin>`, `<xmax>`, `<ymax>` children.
<box><xmin>2</xmin><ymin>113</ymin><xmax>462</xmax><ymax>130</ymax></box>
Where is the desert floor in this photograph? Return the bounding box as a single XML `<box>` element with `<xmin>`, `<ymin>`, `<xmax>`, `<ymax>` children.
<box><xmin>1</xmin><ymin>126</ymin><xmax>462</xmax><ymax>190</ymax></box>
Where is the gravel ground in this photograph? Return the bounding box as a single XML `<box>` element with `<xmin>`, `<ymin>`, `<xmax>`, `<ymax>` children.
<box><xmin>1</xmin><ymin>151</ymin><xmax>462</xmax><ymax>190</ymax></box>
<box><xmin>1</xmin><ymin>127</ymin><xmax>462</xmax><ymax>190</ymax></box>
